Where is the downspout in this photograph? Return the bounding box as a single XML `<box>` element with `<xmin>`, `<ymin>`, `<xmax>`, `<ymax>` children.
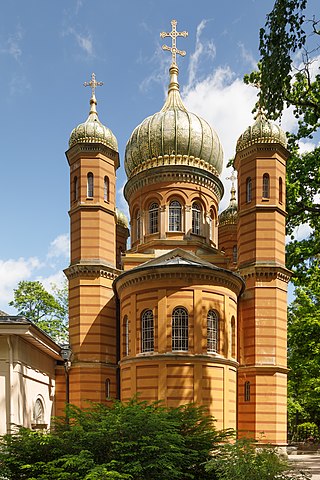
<box><xmin>6</xmin><ymin>336</ymin><xmax>13</xmax><ymax>434</ymax></box>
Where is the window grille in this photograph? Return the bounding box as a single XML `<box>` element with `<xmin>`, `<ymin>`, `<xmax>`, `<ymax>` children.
<box><xmin>149</xmin><ymin>202</ymin><xmax>159</xmax><ymax>233</ymax></box>
<box><xmin>246</xmin><ymin>177</ymin><xmax>252</xmax><ymax>203</ymax></box>
<box><xmin>172</xmin><ymin>307</ymin><xmax>188</xmax><ymax>351</ymax></box>
<box><xmin>104</xmin><ymin>176</ymin><xmax>109</xmax><ymax>201</ymax></box>
<box><xmin>136</xmin><ymin>210</ymin><xmax>141</xmax><ymax>241</ymax></box>
<box><xmin>262</xmin><ymin>173</ymin><xmax>270</xmax><ymax>198</ymax></box>
<box><xmin>244</xmin><ymin>381</ymin><xmax>251</xmax><ymax>401</ymax></box>
<box><xmin>124</xmin><ymin>316</ymin><xmax>129</xmax><ymax>356</ymax></box>
<box><xmin>279</xmin><ymin>177</ymin><xmax>283</xmax><ymax>203</ymax></box>
<box><xmin>169</xmin><ymin>200</ymin><xmax>182</xmax><ymax>231</ymax></box>
<box><xmin>231</xmin><ymin>316</ymin><xmax>236</xmax><ymax>358</ymax></box>
<box><xmin>106</xmin><ymin>378</ymin><xmax>111</xmax><ymax>399</ymax></box>
<box><xmin>74</xmin><ymin>176</ymin><xmax>78</xmax><ymax>201</ymax></box>
<box><xmin>33</xmin><ymin>398</ymin><xmax>45</xmax><ymax>424</ymax></box>
<box><xmin>192</xmin><ymin>202</ymin><xmax>201</xmax><ymax>235</ymax></box>
<box><xmin>87</xmin><ymin>172</ymin><xmax>94</xmax><ymax>197</ymax></box>
<box><xmin>207</xmin><ymin>310</ymin><xmax>218</xmax><ymax>353</ymax></box>
<box><xmin>141</xmin><ymin>310</ymin><xmax>154</xmax><ymax>353</ymax></box>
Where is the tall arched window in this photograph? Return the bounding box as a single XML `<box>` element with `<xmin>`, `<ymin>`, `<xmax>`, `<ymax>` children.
<box><xmin>105</xmin><ymin>378</ymin><xmax>111</xmax><ymax>399</ymax></box>
<box><xmin>244</xmin><ymin>381</ymin><xmax>251</xmax><ymax>402</ymax></box>
<box><xmin>246</xmin><ymin>177</ymin><xmax>252</xmax><ymax>203</ymax></box>
<box><xmin>136</xmin><ymin>210</ymin><xmax>141</xmax><ymax>242</ymax></box>
<box><xmin>87</xmin><ymin>172</ymin><xmax>94</xmax><ymax>198</ymax></box>
<box><xmin>192</xmin><ymin>202</ymin><xmax>201</xmax><ymax>235</ymax></box>
<box><xmin>172</xmin><ymin>307</ymin><xmax>188</xmax><ymax>351</ymax></box>
<box><xmin>124</xmin><ymin>315</ymin><xmax>129</xmax><ymax>356</ymax></box>
<box><xmin>149</xmin><ymin>202</ymin><xmax>159</xmax><ymax>234</ymax></box>
<box><xmin>279</xmin><ymin>177</ymin><xmax>283</xmax><ymax>204</ymax></box>
<box><xmin>169</xmin><ymin>200</ymin><xmax>182</xmax><ymax>231</ymax></box>
<box><xmin>262</xmin><ymin>173</ymin><xmax>270</xmax><ymax>198</ymax></box>
<box><xmin>231</xmin><ymin>316</ymin><xmax>236</xmax><ymax>358</ymax></box>
<box><xmin>141</xmin><ymin>310</ymin><xmax>154</xmax><ymax>353</ymax></box>
<box><xmin>207</xmin><ymin>310</ymin><xmax>219</xmax><ymax>353</ymax></box>
<box><xmin>104</xmin><ymin>176</ymin><xmax>109</xmax><ymax>202</ymax></box>
<box><xmin>73</xmin><ymin>176</ymin><xmax>78</xmax><ymax>201</ymax></box>
<box><xmin>33</xmin><ymin>398</ymin><xmax>45</xmax><ymax>426</ymax></box>
<box><xmin>233</xmin><ymin>245</ymin><xmax>238</xmax><ymax>264</ymax></box>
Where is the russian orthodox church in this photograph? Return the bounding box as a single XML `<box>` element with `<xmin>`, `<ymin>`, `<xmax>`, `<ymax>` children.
<box><xmin>0</xmin><ymin>21</ymin><xmax>290</xmax><ymax>445</ymax></box>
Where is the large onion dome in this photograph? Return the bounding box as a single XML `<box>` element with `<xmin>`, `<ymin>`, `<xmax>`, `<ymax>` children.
<box><xmin>69</xmin><ymin>76</ymin><xmax>118</xmax><ymax>151</ymax></box>
<box><xmin>236</xmin><ymin>111</ymin><xmax>287</xmax><ymax>153</ymax></box>
<box><xmin>219</xmin><ymin>182</ymin><xmax>237</xmax><ymax>226</ymax></box>
<box><xmin>125</xmin><ymin>63</ymin><xmax>223</xmax><ymax>179</ymax></box>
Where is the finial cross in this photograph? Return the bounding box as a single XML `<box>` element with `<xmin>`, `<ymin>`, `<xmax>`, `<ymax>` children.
<box><xmin>226</xmin><ymin>170</ymin><xmax>237</xmax><ymax>187</ymax></box>
<box><xmin>160</xmin><ymin>19</ymin><xmax>188</xmax><ymax>65</ymax></box>
<box><xmin>84</xmin><ymin>73</ymin><xmax>103</xmax><ymax>97</ymax></box>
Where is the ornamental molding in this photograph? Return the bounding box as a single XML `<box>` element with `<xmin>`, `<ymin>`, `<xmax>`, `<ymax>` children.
<box><xmin>120</xmin><ymin>353</ymin><xmax>239</xmax><ymax>369</ymax></box>
<box><xmin>238</xmin><ymin>264</ymin><xmax>292</xmax><ymax>283</ymax></box>
<box><xmin>69</xmin><ymin>203</ymin><xmax>116</xmax><ymax>216</ymax></box>
<box><xmin>124</xmin><ymin>165</ymin><xmax>223</xmax><ymax>203</ymax></box>
<box><xmin>235</xmin><ymin>143</ymin><xmax>289</xmax><ymax>163</ymax></box>
<box><xmin>238</xmin><ymin>365</ymin><xmax>289</xmax><ymax>375</ymax></box>
<box><xmin>237</xmin><ymin>204</ymin><xmax>287</xmax><ymax>217</ymax></box>
<box><xmin>114</xmin><ymin>264</ymin><xmax>244</xmax><ymax>297</ymax></box>
<box><xmin>66</xmin><ymin>142</ymin><xmax>119</xmax><ymax>168</ymax></box>
<box><xmin>64</xmin><ymin>262</ymin><xmax>121</xmax><ymax>280</ymax></box>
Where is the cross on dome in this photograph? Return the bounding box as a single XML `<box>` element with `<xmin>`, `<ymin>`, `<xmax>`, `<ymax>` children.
<box><xmin>84</xmin><ymin>73</ymin><xmax>103</xmax><ymax>99</ymax></box>
<box><xmin>226</xmin><ymin>171</ymin><xmax>237</xmax><ymax>200</ymax></box>
<box><xmin>160</xmin><ymin>19</ymin><xmax>188</xmax><ymax>65</ymax></box>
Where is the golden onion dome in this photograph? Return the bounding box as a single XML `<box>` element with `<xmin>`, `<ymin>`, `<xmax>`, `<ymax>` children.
<box><xmin>236</xmin><ymin>111</ymin><xmax>287</xmax><ymax>153</ymax></box>
<box><xmin>125</xmin><ymin>63</ymin><xmax>223</xmax><ymax>179</ymax></box>
<box><xmin>219</xmin><ymin>183</ymin><xmax>238</xmax><ymax>226</ymax></box>
<box><xmin>69</xmin><ymin>75</ymin><xmax>118</xmax><ymax>151</ymax></box>
<box><xmin>115</xmin><ymin>208</ymin><xmax>129</xmax><ymax>229</ymax></box>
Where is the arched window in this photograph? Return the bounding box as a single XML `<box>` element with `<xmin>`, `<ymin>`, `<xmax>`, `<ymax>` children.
<box><xmin>149</xmin><ymin>202</ymin><xmax>159</xmax><ymax>234</ymax></box>
<box><xmin>246</xmin><ymin>177</ymin><xmax>252</xmax><ymax>203</ymax></box>
<box><xmin>33</xmin><ymin>398</ymin><xmax>45</xmax><ymax>425</ymax></box>
<box><xmin>141</xmin><ymin>310</ymin><xmax>154</xmax><ymax>353</ymax></box>
<box><xmin>279</xmin><ymin>177</ymin><xmax>283</xmax><ymax>204</ymax></box>
<box><xmin>169</xmin><ymin>200</ymin><xmax>182</xmax><ymax>231</ymax></box>
<box><xmin>231</xmin><ymin>316</ymin><xmax>236</xmax><ymax>358</ymax></box>
<box><xmin>136</xmin><ymin>210</ymin><xmax>141</xmax><ymax>242</ymax></box>
<box><xmin>233</xmin><ymin>245</ymin><xmax>238</xmax><ymax>264</ymax></box>
<box><xmin>124</xmin><ymin>315</ymin><xmax>129</xmax><ymax>356</ymax></box>
<box><xmin>105</xmin><ymin>378</ymin><xmax>111</xmax><ymax>399</ymax></box>
<box><xmin>207</xmin><ymin>310</ymin><xmax>219</xmax><ymax>353</ymax></box>
<box><xmin>192</xmin><ymin>202</ymin><xmax>201</xmax><ymax>235</ymax></box>
<box><xmin>172</xmin><ymin>307</ymin><xmax>188</xmax><ymax>351</ymax></box>
<box><xmin>104</xmin><ymin>176</ymin><xmax>109</xmax><ymax>202</ymax></box>
<box><xmin>262</xmin><ymin>173</ymin><xmax>270</xmax><ymax>198</ymax></box>
<box><xmin>87</xmin><ymin>172</ymin><xmax>94</xmax><ymax>198</ymax></box>
<box><xmin>73</xmin><ymin>176</ymin><xmax>78</xmax><ymax>201</ymax></box>
<box><xmin>244</xmin><ymin>381</ymin><xmax>251</xmax><ymax>402</ymax></box>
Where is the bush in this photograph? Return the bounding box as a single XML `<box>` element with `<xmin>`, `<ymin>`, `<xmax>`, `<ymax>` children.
<box><xmin>295</xmin><ymin>422</ymin><xmax>319</xmax><ymax>442</ymax></box>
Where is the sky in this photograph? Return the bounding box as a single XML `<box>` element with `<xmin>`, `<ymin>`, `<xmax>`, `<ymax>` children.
<box><xmin>0</xmin><ymin>0</ymin><xmax>318</xmax><ymax>313</ymax></box>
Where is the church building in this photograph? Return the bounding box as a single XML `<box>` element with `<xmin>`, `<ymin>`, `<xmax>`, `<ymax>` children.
<box><xmin>0</xmin><ymin>20</ymin><xmax>290</xmax><ymax>445</ymax></box>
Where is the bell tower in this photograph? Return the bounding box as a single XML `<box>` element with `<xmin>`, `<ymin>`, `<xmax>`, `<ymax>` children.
<box><xmin>64</xmin><ymin>74</ymin><xmax>120</xmax><ymax>407</ymax></box>
<box><xmin>235</xmin><ymin>112</ymin><xmax>290</xmax><ymax>445</ymax></box>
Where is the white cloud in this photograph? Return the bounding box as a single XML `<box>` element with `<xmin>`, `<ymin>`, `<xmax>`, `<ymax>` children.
<box><xmin>47</xmin><ymin>234</ymin><xmax>70</xmax><ymax>259</ymax></box>
<box><xmin>238</xmin><ymin>42</ymin><xmax>257</xmax><ymax>70</ymax></box>
<box><xmin>0</xmin><ymin>25</ymin><xmax>23</xmax><ymax>61</ymax></box>
<box><xmin>64</xmin><ymin>27</ymin><xmax>94</xmax><ymax>57</ymax></box>
<box><xmin>298</xmin><ymin>139</ymin><xmax>318</xmax><ymax>154</ymax></box>
<box><xmin>38</xmin><ymin>270</ymin><xmax>67</xmax><ymax>294</ymax></box>
<box><xmin>0</xmin><ymin>257</ymin><xmax>42</xmax><ymax>310</ymax></box>
<box><xmin>286</xmin><ymin>223</ymin><xmax>313</xmax><ymax>244</ymax></box>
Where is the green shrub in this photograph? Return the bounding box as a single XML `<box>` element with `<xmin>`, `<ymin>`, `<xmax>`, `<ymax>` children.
<box><xmin>295</xmin><ymin>422</ymin><xmax>319</xmax><ymax>442</ymax></box>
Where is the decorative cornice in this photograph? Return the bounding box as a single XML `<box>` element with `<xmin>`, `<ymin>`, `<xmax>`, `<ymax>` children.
<box><xmin>238</xmin><ymin>364</ymin><xmax>289</xmax><ymax>374</ymax></box>
<box><xmin>65</xmin><ymin>142</ymin><xmax>120</xmax><ymax>169</ymax></box>
<box><xmin>69</xmin><ymin>203</ymin><xmax>116</xmax><ymax>216</ymax></box>
<box><xmin>120</xmin><ymin>353</ymin><xmax>239</xmax><ymax>369</ymax></box>
<box><xmin>114</xmin><ymin>263</ymin><xmax>244</xmax><ymax>297</ymax></box>
<box><xmin>235</xmin><ymin>142</ymin><xmax>289</xmax><ymax>163</ymax></box>
<box><xmin>237</xmin><ymin>204</ymin><xmax>287</xmax><ymax>217</ymax></box>
<box><xmin>64</xmin><ymin>262</ymin><xmax>121</xmax><ymax>280</ymax></box>
<box><xmin>238</xmin><ymin>263</ymin><xmax>292</xmax><ymax>283</ymax></box>
<box><xmin>124</xmin><ymin>165</ymin><xmax>224</xmax><ymax>203</ymax></box>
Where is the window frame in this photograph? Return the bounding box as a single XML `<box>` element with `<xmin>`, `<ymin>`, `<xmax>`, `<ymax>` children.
<box><xmin>172</xmin><ymin>307</ymin><xmax>188</xmax><ymax>352</ymax></box>
<box><xmin>192</xmin><ymin>202</ymin><xmax>202</xmax><ymax>235</ymax></box>
<box><xmin>246</xmin><ymin>177</ymin><xmax>252</xmax><ymax>203</ymax></box>
<box><xmin>262</xmin><ymin>173</ymin><xmax>270</xmax><ymax>199</ymax></box>
<box><xmin>169</xmin><ymin>200</ymin><xmax>182</xmax><ymax>232</ymax></box>
<box><xmin>207</xmin><ymin>309</ymin><xmax>219</xmax><ymax>354</ymax></box>
<box><xmin>141</xmin><ymin>309</ymin><xmax>154</xmax><ymax>353</ymax></box>
<box><xmin>87</xmin><ymin>172</ymin><xmax>94</xmax><ymax>198</ymax></box>
<box><xmin>149</xmin><ymin>202</ymin><xmax>159</xmax><ymax>234</ymax></box>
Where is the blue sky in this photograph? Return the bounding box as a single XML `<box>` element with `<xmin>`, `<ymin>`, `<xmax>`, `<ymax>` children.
<box><xmin>0</xmin><ymin>0</ymin><xmax>317</xmax><ymax>312</ymax></box>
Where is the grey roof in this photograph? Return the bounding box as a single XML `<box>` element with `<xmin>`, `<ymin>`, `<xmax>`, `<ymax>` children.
<box><xmin>0</xmin><ymin>315</ymin><xmax>31</xmax><ymax>324</ymax></box>
<box><xmin>0</xmin><ymin>309</ymin><xmax>9</xmax><ymax>316</ymax></box>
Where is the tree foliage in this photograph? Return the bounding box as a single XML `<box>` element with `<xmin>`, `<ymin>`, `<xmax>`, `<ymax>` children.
<box><xmin>9</xmin><ymin>280</ymin><xmax>68</xmax><ymax>344</ymax></box>
<box><xmin>245</xmin><ymin>0</ymin><xmax>320</xmax><ymax>283</ymax></box>
<box><xmin>0</xmin><ymin>400</ymin><xmax>230</xmax><ymax>480</ymax></box>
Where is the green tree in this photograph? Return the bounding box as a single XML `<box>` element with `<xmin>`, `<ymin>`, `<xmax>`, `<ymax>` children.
<box><xmin>0</xmin><ymin>400</ymin><xmax>229</xmax><ymax>480</ymax></box>
<box><xmin>287</xmin><ymin>268</ymin><xmax>320</xmax><ymax>429</ymax></box>
<box><xmin>9</xmin><ymin>280</ymin><xmax>68</xmax><ymax>344</ymax></box>
<box><xmin>245</xmin><ymin>0</ymin><xmax>320</xmax><ymax>283</ymax></box>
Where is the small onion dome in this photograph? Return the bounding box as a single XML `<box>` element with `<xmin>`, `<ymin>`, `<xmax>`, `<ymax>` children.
<box><xmin>236</xmin><ymin>111</ymin><xmax>287</xmax><ymax>153</ymax></box>
<box><xmin>124</xmin><ymin>64</ymin><xmax>223</xmax><ymax>179</ymax></box>
<box><xmin>115</xmin><ymin>208</ymin><xmax>129</xmax><ymax>229</ymax></box>
<box><xmin>69</xmin><ymin>93</ymin><xmax>118</xmax><ymax>151</ymax></box>
<box><xmin>219</xmin><ymin>185</ymin><xmax>238</xmax><ymax>226</ymax></box>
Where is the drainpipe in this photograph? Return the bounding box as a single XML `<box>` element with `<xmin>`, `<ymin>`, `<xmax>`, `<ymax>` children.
<box><xmin>6</xmin><ymin>336</ymin><xmax>13</xmax><ymax>434</ymax></box>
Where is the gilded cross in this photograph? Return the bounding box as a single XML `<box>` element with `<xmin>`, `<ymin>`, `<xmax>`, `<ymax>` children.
<box><xmin>160</xmin><ymin>19</ymin><xmax>188</xmax><ymax>65</ymax></box>
<box><xmin>84</xmin><ymin>73</ymin><xmax>103</xmax><ymax>97</ymax></box>
<box><xmin>226</xmin><ymin>170</ymin><xmax>237</xmax><ymax>188</ymax></box>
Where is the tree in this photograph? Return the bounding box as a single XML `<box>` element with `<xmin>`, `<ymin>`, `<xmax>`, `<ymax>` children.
<box><xmin>244</xmin><ymin>0</ymin><xmax>320</xmax><ymax>284</ymax></box>
<box><xmin>0</xmin><ymin>400</ymin><xmax>229</xmax><ymax>480</ymax></box>
<box><xmin>287</xmin><ymin>268</ymin><xmax>320</xmax><ymax>429</ymax></box>
<box><xmin>9</xmin><ymin>280</ymin><xmax>68</xmax><ymax>344</ymax></box>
